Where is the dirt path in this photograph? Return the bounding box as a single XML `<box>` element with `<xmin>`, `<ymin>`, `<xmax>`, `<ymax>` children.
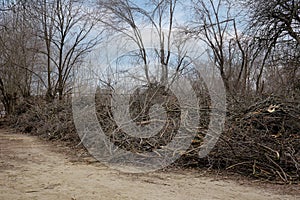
<box><xmin>0</xmin><ymin>129</ymin><xmax>299</xmax><ymax>200</ymax></box>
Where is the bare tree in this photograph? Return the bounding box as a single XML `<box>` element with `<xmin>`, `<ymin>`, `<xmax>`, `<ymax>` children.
<box><xmin>31</xmin><ymin>0</ymin><xmax>102</xmax><ymax>100</ymax></box>
<box><xmin>244</xmin><ymin>0</ymin><xmax>300</xmax><ymax>45</ymax></box>
<box><xmin>241</xmin><ymin>0</ymin><xmax>300</xmax><ymax>96</ymax></box>
<box><xmin>97</xmin><ymin>0</ymin><xmax>188</xmax><ymax>86</ymax></box>
<box><xmin>0</xmin><ymin>1</ymin><xmax>40</xmax><ymax>113</ymax></box>
<box><xmin>186</xmin><ymin>0</ymin><xmax>237</xmax><ymax>93</ymax></box>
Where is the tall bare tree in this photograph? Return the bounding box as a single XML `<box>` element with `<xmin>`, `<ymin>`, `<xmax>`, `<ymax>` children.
<box><xmin>32</xmin><ymin>0</ymin><xmax>102</xmax><ymax>100</ymax></box>
<box><xmin>242</xmin><ymin>0</ymin><xmax>300</xmax><ymax>96</ymax></box>
<box><xmin>187</xmin><ymin>0</ymin><xmax>237</xmax><ymax>93</ymax></box>
<box><xmin>0</xmin><ymin>1</ymin><xmax>40</xmax><ymax>113</ymax></box>
<box><xmin>97</xmin><ymin>0</ymin><xmax>187</xmax><ymax>86</ymax></box>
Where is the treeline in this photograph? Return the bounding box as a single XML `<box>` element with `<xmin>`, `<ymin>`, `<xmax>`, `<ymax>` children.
<box><xmin>0</xmin><ymin>0</ymin><xmax>299</xmax><ymax>112</ymax></box>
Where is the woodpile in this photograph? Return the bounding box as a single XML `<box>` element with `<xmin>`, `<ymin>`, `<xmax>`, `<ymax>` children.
<box><xmin>95</xmin><ymin>84</ymin><xmax>181</xmax><ymax>153</ymax></box>
<box><xmin>8</xmin><ymin>93</ymin><xmax>300</xmax><ymax>183</ymax></box>
<box><xmin>193</xmin><ymin>97</ymin><xmax>300</xmax><ymax>183</ymax></box>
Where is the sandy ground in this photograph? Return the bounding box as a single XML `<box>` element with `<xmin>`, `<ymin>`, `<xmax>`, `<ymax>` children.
<box><xmin>0</xmin><ymin>129</ymin><xmax>299</xmax><ymax>200</ymax></box>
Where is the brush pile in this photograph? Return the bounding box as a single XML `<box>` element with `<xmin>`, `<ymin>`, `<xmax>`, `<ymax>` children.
<box><xmin>199</xmin><ymin>97</ymin><xmax>300</xmax><ymax>183</ymax></box>
<box><xmin>9</xmin><ymin>98</ymin><xmax>78</xmax><ymax>143</ymax></box>
<box><xmin>7</xmin><ymin>93</ymin><xmax>300</xmax><ymax>183</ymax></box>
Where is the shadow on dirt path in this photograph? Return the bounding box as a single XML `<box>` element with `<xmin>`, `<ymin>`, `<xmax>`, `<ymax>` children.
<box><xmin>0</xmin><ymin>129</ymin><xmax>299</xmax><ymax>200</ymax></box>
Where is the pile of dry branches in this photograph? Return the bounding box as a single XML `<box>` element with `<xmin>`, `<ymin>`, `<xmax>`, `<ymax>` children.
<box><xmin>9</xmin><ymin>98</ymin><xmax>79</xmax><ymax>143</ymax></box>
<box><xmin>198</xmin><ymin>97</ymin><xmax>300</xmax><ymax>183</ymax></box>
<box><xmin>95</xmin><ymin>85</ymin><xmax>181</xmax><ymax>153</ymax></box>
<box><xmin>7</xmin><ymin>93</ymin><xmax>300</xmax><ymax>183</ymax></box>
